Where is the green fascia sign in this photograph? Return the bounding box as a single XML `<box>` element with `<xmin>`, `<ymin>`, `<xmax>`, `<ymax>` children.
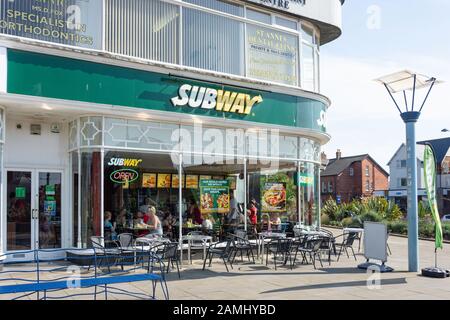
<box><xmin>7</xmin><ymin>49</ymin><xmax>327</xmax><ymax>132</ymax></box>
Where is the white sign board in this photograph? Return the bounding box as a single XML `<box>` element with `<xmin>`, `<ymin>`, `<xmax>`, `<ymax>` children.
<box><xmin>363</xmin><ymin>222</ymin><xmax>388</xmax><ymax>263</ymax></box>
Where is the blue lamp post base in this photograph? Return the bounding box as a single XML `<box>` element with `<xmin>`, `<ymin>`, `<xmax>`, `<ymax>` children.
<box><xmin>401</xmin><ymin>111</ymin><xmax>421</xmax><ymax>272</ymax></box>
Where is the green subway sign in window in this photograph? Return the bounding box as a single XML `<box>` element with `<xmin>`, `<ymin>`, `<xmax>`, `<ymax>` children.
<box><xmin>7</xmin><ymin>49</ymin><xmax>328</xmax><ymax>133</ymax></box>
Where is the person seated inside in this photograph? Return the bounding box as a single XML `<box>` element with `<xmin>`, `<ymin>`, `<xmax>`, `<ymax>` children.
<box><xmin>271</xmin><ymin>213</ymin><xmax>282</xmax><ymax>231</ymax></box>
<box><xmin>187</xmin><ymin>199</ymin><xmax>203</xmax><ymax>225</ymax></box>
<box><xmin>202</xmin><ymin>214</ymin><xmax>215</xmax><ymax>231</ymax></box>
<box><xmin>104</xmin><ymin>211</ymin><xmax>117</xmax><ymax>240</ymax></box>
<box><xmin>134</xmin><ymin>211</ymin><xmax>150</xmax><ymax>237</ymax></box>
<box><xmin>261</xmin><ymin>213</ymin><xmax>272</xmax><ymax>232</ymax></box>
<box><xmin>145</xmin><ymin>206</ymin><xmax>163</xmax><ymax>236</ymax></box>
<box><xmin>115</xmin><ymin>208</ymin><xmax>127</xmax><ymax>230</ymax></box>
<box><xmin>162</xmin><ymin>210</ymin><xmax>177</xmax><ymax>239</ymax></box>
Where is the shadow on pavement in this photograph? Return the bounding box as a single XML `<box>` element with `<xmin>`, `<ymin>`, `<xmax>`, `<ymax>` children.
<box><xmin>259</xmin><ymin>277</ymin><xmax>408</xmax><ymax>294</ymax></box>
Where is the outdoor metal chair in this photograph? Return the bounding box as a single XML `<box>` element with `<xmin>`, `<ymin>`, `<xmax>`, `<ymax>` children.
<box><xmin>116</xmin><ymin>233</ymin><xmax>136</xmax><ymax>266</ymax></box>
<box><xmin>202</xmin><ymin>237</ymin><xmax>235</xmax><ymax>272</ymax></box>
<box><xmin>334</xmin><ymin>232</ymin><xmax>358</xmax><ymax>261</ymax></box>
<box><xmin>153</xmin><ymin>242</ymin><xmax>181</xmax><ymax>279</ymax></box>
<box><xmin>293</xmin><ymin>236</ymin><xmax>324</xmax><ymax>269</ymax></box>
<box><xmin>231</xmin><ymin>234</ymin><xmax>255</xmax><ymax>264</ymax></box>
<box><xmin>265</xmin><ymin>238</ymin><xmax>293</xmax><ymax>270</ymax></box>
<box><xmin>90</xmin><ymin>236</ymin><xmax>122</xmax><ymax>274</ymax></box>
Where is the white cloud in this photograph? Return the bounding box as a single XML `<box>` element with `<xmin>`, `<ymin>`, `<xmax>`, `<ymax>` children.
<box><xmin>321</xmin><ymin>54</ymin><xmax>450</xmax><ymax>170</ymax></box>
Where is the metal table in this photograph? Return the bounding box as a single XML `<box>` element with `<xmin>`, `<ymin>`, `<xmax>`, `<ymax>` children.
<box><xmin>181</xmin><ymin>234</ymin><xmax>213</xmax><ymax>264</ymax></box>
<box><xmin>257</xmin><ymin>232</ymin><xmax>286</xmax><ymax>263</ymax></box>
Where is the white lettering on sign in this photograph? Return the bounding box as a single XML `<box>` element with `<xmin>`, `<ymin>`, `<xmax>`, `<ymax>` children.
<box><xmin>171</xmin><ymin>84</ymin><xmax>263</xmax><ymax>115</ymax></box>
<box><xmin>107</xmin><ymin>158</ymin><xmax>143</xmax><ymax>167</ymax></box>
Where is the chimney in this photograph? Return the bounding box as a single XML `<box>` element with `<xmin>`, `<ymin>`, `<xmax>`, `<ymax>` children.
<box><xmin>336</xmin><ymin>149</ymin><xmax>342</xmax><ymax>160</ymax></box>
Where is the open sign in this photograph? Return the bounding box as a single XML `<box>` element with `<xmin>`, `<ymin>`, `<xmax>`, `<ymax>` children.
<box><xmin>110</xmin><ymin>169</ymin><xmax>139</xmax><ymax>184</ymax></box>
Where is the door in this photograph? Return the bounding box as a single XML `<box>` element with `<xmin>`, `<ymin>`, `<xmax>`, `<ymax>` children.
<box><xmin>6</xmin><ymin>170</ymin><xmax>63</xmax><ymax>260</ymax></box>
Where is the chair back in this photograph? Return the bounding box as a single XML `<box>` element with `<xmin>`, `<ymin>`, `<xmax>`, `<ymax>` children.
<box><xmin>223</xmin><ymin>237</ymin><xmax>235</xmax><ymax>257</ymax></box>
<box><xmin>271</xmin><ymin>238</ymin><xmax>292</xmax><ymax>253</ymax></box>
<box><xmin>117</xmin><ymin>233</ymin><xmax>133</xmax><ymax>248</ymax></box>
<box><xmin>310</xmin><ymin>238</ymin><xmax>323</xmax><ymax>252</ymax></box>
<box><xmin>345</xmin><ymin>232</ymin><xmax>358</xmax><ymax>246</ymax></box>
<box><xmin>234</xmin><ymin>229</ymin><xmax>247</xmax><ymax>240</ymax></box>
<box><xmin>161</xmin><ymin>242</ymin><xmax>179</xmax><ymax>260</ymax></box>
<box><xmin>91</xmin><ymin>236</ymin><xmax>105</xmax><ymax>249</ymax></box>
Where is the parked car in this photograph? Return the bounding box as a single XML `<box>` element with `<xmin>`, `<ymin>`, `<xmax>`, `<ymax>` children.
<box><xmin>441</xmin><ymin>215</ymin><xmax>450</xmax><ymax>222</ymax></box>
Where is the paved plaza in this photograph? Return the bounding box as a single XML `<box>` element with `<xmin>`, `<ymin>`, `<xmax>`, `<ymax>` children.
<box><xmin>1</xmin><ymin>229</ymin><xmax>450</xmax><ymax>300</ymax></box>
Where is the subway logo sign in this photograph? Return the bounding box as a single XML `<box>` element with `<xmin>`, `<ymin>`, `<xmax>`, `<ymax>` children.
<box><xmin>171</xmin><ymin>84</ymin><xmax>263</xmax><ymax>115</ymax></box>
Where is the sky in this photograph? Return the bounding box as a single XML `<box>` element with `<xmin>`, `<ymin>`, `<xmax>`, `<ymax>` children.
<box><xmin>320</xmin><ymin>0</ymin><xmax>450</xmax><ymax>170</ymax></box>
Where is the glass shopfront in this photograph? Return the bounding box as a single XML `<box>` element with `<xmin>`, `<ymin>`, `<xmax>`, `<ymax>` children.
<box><xmin>69</xmin><ymin>116</ymin><xmax>322</xmax><ymax>247</ymax></box>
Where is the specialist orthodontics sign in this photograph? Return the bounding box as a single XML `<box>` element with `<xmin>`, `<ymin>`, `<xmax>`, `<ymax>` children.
<box><xmin>0</xmin><ymin>0</ymin><xmax>103</xmax><ymax>49</ymax></box>
<box><xmin>171</xmin><ymin>84</ymin><xmax>263</xmax><ymax>115</ymax></box>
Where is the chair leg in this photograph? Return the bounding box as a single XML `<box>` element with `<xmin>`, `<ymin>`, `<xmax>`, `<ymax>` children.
<box><xmin>311</xmin><ymin>253</ymin><xmax>316</xmax><ymax>270</ymax></box>
<box><xmin>223</xmin><ymin>258</ymin><xmax>229</xmax><ymax>272</ymax></box>
<box><xmin>351</xmin><ymin>247</ymin><xmax>357</xmax><ymax>261</ymax></box>
<box><xmin>176</xmin><ymin>260</ymin><xmax>181</xmax><ymax>279</ymax></box>
<box><xmin>317</xmin><ymin>252</ymin><xmax>323</xmax><ymax>268</ymax></box>
<box><xmin>202</xmin><ymin>252</ymin><xmax>209</xmax><ymax>271</ymax></box>
<box><xmin>337</xmin><ymin>247</ymin><xmax>342</xmax><ymax>262</ymax></box>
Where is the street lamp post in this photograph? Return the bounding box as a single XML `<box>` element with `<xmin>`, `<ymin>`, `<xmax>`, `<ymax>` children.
<box><xmin>375</xmin><ymin>71</ymin><xmax>441</xmax><ymax>272</ymax></box>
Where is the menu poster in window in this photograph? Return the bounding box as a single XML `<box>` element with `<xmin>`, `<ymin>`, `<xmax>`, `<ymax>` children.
<box><xmin>172</xmin><ymin>174</ymin><xmax>182</xmax><ymax>189</ymax></box>
<box><xmin>261</xmin><ymin>182</ymin><xmax>287</xmax><ymax>213</ymax></box>
<box><xmin>200</xmin><ymin>180</ymin><xmax>230</xmax><ymax>215</ymax></box>
<box><xmin>142</xmin><ymin>173</ymin><xmax>156</xmax><ymax>188</ymax></box>
<box><xmin>186</xmin><ymin>175</ymin><xmax>199</xmax><ymax>189</ymax></box>
<box><xmin>247</xmin><ymin>24</ymin><xmax>298</xmax><ymax>86</ymax></box>
<box><xmin>157</xmin><ymin>174</ymin><xmax>171</xmax><ymax>188</ymax></box>
<box><xmin>212</xmin><ymin>176</ymin><xmax>224</xmax><ymax>180</ymax></box>
<box><xmin>200</xmin><ymin>175</ymin><xmax>212</xmax><ymax>181</ymax></box>
<box><xmin>227</xmin><ymin>176</ymin><xmax>237</xmax><ymax>190</ymax></box>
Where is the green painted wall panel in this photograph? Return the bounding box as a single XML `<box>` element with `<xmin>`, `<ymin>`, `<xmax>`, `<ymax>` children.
<box><xmin>7</xmin><ymin>49</ymin><xmax>327</xmax><ymax>133</ymax></box>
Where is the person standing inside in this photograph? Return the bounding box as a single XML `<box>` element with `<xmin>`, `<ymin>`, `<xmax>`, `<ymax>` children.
<box><xmin>247</xmin><ymin>199</ymin><xmax>258</xmax><ymax>234</ymax></box>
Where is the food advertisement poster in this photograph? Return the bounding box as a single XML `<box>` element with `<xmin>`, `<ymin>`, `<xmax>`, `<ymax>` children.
<box><xmin>157</xmin><ymin>174</ymin><xmax>171</xmax><ymax>188</ymax></box>
<box><xmin>247</xmin><ymin>24</ymin><xmax>298</xmax><ymax>86</ymax></box>
<box><xmin>0</xmin><ymin>0</ymin><xmax>103</xmax><ymax>49</ymax></box>
<box><xmin>186</xmin><ymin>175</ymin><xmax>199</xmax><ymax>189</ymax></box>
<box><xmin>172</xmin><ymin>174</ymin><xmax>183</xmax><ymax>189</ymax></box>
<box><xmin>200</xmin><ymin>180</ymin><xmax>230</xmax><ymax>215</ymax></box>
<box><xmin>200</xmin><ymin>175</ymin><xmax>212</xmax><ymax>181</ymax></box>
<box><xmin>261</xmin><ymin>182</ymin><xmax>287</xmax><ymax>213</ymax></box>
<box><xmin>142</xmin><ymin>173</ymin><xmax>156</xmax><ymax>188</ymax></box>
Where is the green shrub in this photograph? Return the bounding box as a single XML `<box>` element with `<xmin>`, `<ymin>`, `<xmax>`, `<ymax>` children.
<box><xmin>321</xmin><ymin>214</ymin><xmax>330</xmax><ymax>226</ymax></box>
<box><xmin>341</xmin><ymin>217</ymin><xmax>354</xmax><ymax>227</ymax></box>
<box><xmin>387</xmin><ymin>221</ymin><xmax>407</xmax><ymax>234</ymax></box>
<box><xmin>360</xmin><ymin>211</ymin><xmax>383</xmax><ymax>223</ymax></box>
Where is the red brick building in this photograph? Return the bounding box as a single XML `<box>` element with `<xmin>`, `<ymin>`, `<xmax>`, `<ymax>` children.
<box><xmin>321</xmin><ymin>150</ymin><xmax>389</xmax><ymax>204</ymax></box>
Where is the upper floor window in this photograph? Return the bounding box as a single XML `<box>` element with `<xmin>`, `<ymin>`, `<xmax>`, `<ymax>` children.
<box><xmin>365</xmin><ymin>166</ymin><xmax>370</xmax><ymax>176</ymax></box>
<box><xmin>349</xmin><ymin>167</ymin><xmax>354</xmax><ymax>176</ymax></box>
<box><xmin>246</xmin><ymin>8</ymin><xmax>272</xmax><ymax>24</ymax></box>
<box><xmin>322</xmin><ymin>181</ymin><xmax>327</xmax><ymax>193</ymax></box>
<box><xmin>365</xmin><ymin>180</ymin><xmax>370</xmax><ymax>192</ymax></box>
<box><xmin>275</xmin><ymin>16</ymin><xmax>298</xmax><ymax>30</ymax></box>
<box><xmin>396</xmin><ymin>160</ymin><xmax>407</xmax><ymax>168</ymax></box>
<box><xmin>328</xmin><ymin>182</ymin><xmax>333</xmax><ymax>193</ymax></box>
